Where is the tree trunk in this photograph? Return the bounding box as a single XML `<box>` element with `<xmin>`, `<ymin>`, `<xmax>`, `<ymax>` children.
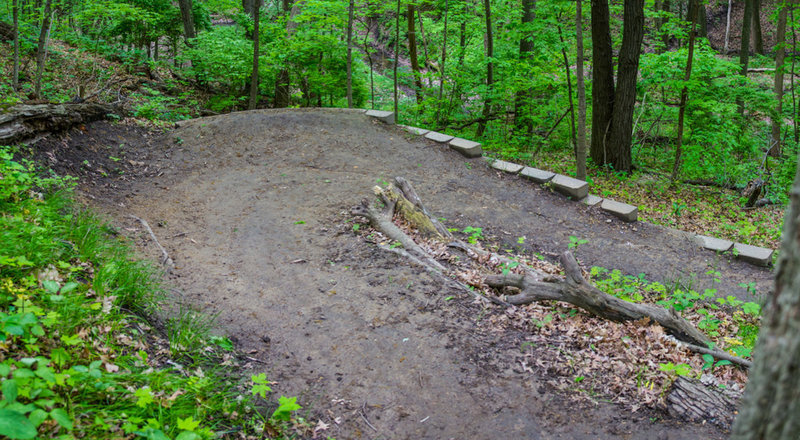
<box><xmin>593</xmin><ymin>0</ymin><xmax>644</xmax><ymax>173</ymax></box>
<box><xmin>12</xmin><ymin>0</ymin><xmax>19</xmax><ymax>90</ymax></box>
<box><xmin>739</xmin><ymin>0</ymin><xmax>753</xmax><ymax>116</ymax></box>
<box><xmin>670</xmin><ymin>0</ymin><xmax>698</xmax><ymax>181</ymax></box>
<box><xmin>724</xmin><ymin>0</ymin><xmax>732</xmax><ymax>53</ymax></box>
<box><xmin>346</xmin><ymin>0</ymin><xmax>354</xmax><ymax>108</ymax></box>
<box><xmin>476</xmin><ymin>0</ymin><xmax>494</xmax><ymax>137</ymax></box>
<box><xmin>34</xmin><ymin>0</ymin><xmax>53</xmax><ymax>99</ymax></box>
<box><xmin>698</xmin><ymin>1</ymin><xmax>707</xmax><ymax>39</ymax></box>
<box><xmin>393</xmin><ymin>0</ymin><xmax>400</xmax><ymax>117</ymax></box>
<box><xmin>558</xmin><ymin>24</ymin><xmax>577</xmax><ymax>155</ymax></box>
<box><xmin>248</xmin><ymin>0</ymin><xmax>261</xmax><ymax>110</ymax></box>
<box><xmin>772</xmin><ymin>0</ymin><xmax>789</xmax><ymax>157</ymax></box>
<box><xmin>407</xmin><ymin>4</ymin><xmax>423</xmax><ymax>106</ymax></box>
<box><xmin>514</xmin><ymin>0</ymin><xmax>536</xmax><ymax>134</ymax></box>
<box><xmin>274</xmin><ymin>1</ymin><xmax>300</xmax><ymax>108</ymax></box>
<box><xmin>435</xmin><ymin>0</ymin><xmax>448</xmax><ymax>126</ymax></box>
<box><xmin>730</xmin><ymin>145</ymin><xmax>800</xmax><ymax>439</ymax></box>
<box><xmin>178</xmin><ymin>0</ymin><xmax>196</xmax><ymax>41</ymax></box>
<box><xmin>752</xmin><ymin>0</ymin><xmax>764</xmax><ymax>55</ymax></box>
<box><xmin>576</xmin><ymin>0</ymin><xmax>587</xmax><ymax>181</ymax></box>
<box><xmin>590</xmin><ymin>0</ymin><xmax>615</xmax><ymax>166</ymax></box>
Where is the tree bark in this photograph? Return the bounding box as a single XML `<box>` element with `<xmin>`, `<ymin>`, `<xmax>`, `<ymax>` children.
<box><xmin>514</xmin><ymin>0</ymin><xmax>536</xmax><ymax>134</ymax></box>
<box><xmin>558</xmin><ymin>24</ymin><xmax>577</xmax><ymax>156</ymax></box>
<box><xmin>407</xmin><ymin>4</ymin><xmax>423</xmax><ymax>106</ymax></box>
<box><xmin>771</xmin><ymin>0</ymin><xmax>789</xmax><ymax>157</ymax></box>
<box><xmin>12</xmin><ymin>0</ymin><xmax>19</xmax><ymax>90</ymax></box>
<box><xmin>34</xmin><ymin>0</ymin><xmax>54</xmax><ymax>99</ymax></box>
<box><xmin>576</xmin><ymin>0</ymin><xmax>587</xmax><ymax>181</ymax></box>
<box><xmin>670</xmin><ymin>0</ymin><xmax>698</xmax><ymax>181</ymax></box>
<box><xmin>667</xmin><ymin>377</ymin><xmax>739</xmax><ymax>428</ymax></box>
<box><xmin>346</xmin><ymin>0</ymin><xmax>354</xmax><ymax>108</ymax></box>
<box><xmin>178</xmin><ymin>0</ymin><xmax>196</xmax><ymax>41</ymax></box>
<box><xmin>724</xmin><ymin>0</ymin><xmax>732</xmax><ymax>53</ymax></box>
<box><xmin>393</xmin><ymin>0</ymin><xmax>400</xmax><ymax>117</ymax></box>
<box><xmin>739</xmin><ymin>0</ymin><xmax>753</xmax><ymax>115</ymax></box>
<box><xmin>730</xmin><ymin>140</ymin><xmax>800</xmax><ymax>439</ymax></box>
<box><xmin>435</xmin><ymin>0</ymin><xmax>448</xmax><ymax>126</ymax></box>
<box><xmin>752</xmin><ymin>0</ymin><xmax>764</xmax><ymax>55</ymax></box>
<box><xmin>590</xmin><ymin>0</ymin><xmax>615</xmax><ymax>166</ymax></box>
<box><xmin>274</xmin><ymin>1</ymin><xmax>300</xmax><ymax>108</ymax></box>
<box><xmin>598</xmin><ymin>0</ymin><xmax>645</xmax><ymax>173</ymax></box>
<box><xmin>0</xmin><ymin>103</ymin><xmax>121</xmax><ymax>145</ymax></box>
<box><xmin>248</xmin><ymin>0</ymin><xmax>261</xmax><ymax>110</ymax></box>
<box><xmin>476</xmin><ymin>0</ymin><xmax>494</xmax><ymax>137</ymax></box>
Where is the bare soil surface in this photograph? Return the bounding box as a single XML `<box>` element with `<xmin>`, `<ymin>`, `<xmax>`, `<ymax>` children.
<box><xmin>37</xmin><ymin>109</ymin><xmax>773</xmax><ymax>439</ymax></box>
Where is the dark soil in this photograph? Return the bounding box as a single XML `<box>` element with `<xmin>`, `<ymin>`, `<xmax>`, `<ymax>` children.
<box><xmin>36</xmin><ymin>109</ymin><xmax>773</xmax><ymax>439</ymax></box>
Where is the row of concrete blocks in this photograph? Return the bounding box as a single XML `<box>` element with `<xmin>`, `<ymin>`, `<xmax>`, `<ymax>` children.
<box><xmin>365</xmin><ymin>110</ymin><xmax>775</xmax><ymax>267</ymax></box>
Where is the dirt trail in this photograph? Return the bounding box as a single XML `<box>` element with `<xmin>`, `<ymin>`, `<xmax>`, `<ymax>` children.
<box><xmin>73</xmin><ymin>109</ymin><xmax>771</xmax><ymax>438</ymax></box>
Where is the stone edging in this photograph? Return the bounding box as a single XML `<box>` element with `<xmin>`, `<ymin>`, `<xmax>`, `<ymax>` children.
<box><xmin>363</xmin><ymin>110</ymin><xmax>774</xmax><ymax>267</ymax></box>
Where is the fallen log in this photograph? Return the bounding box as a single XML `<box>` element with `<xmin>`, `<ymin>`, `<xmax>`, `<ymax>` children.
<box><xmin>0</xmin><ymin>102</ymin><xmax>122</xmax><ymax>145</ymax></box>
<box><xmin>667</xmin><ymin>377</ymin><xmax>740</xmax><ymax>429</ymax></box>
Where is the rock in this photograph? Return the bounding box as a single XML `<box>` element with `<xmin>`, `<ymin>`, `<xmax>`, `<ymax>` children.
<box><xmin>694</xmin><ymin>235</ymin><xmax>734</xmax><ymax>253</ymax></box>
<box><xmin>448</xmin><ymin>137</ymin><xmax>482</xmax><ymax>157</ymax></box>
<box><xmin>600</xmin><ymin>199</ymin><xmax>638</xmax><ymax>222</ymax></box>
<box><xmin>520</xmin><ymin>167</ymin><xmax>555</xmax><ymax>183</ymax></box>
<box><xmin>400</xmin><ymin>125</ymin><xmax>429</xmax><ymax>135</ymax></box>
<box><xmin>424</xmin><ymin>131</ymin><xmax>455</xmax><ymax>143</ymax></box>
<box><xmin>550</xmin><ymin>174</ymin><xmax>589</xmax><ymax>200</ymax></box>
<box><xmin>490</xmin><ymin>159</ymin><xmax>523</xmax><ymax>173</ymax></box>
<box><xmin>733</xmin><ymin>243</ymin><xmax>774</xmax><ymax>267</ymax></box>
<box><xmin>365</xmin><ymin>109</ymin><xmax>395</xmax><ymax>124</ymax></box>
<box><xmin>580</xmin><ymin>194</ymin><xmax>603</xmax><ymax>206</ymax></box>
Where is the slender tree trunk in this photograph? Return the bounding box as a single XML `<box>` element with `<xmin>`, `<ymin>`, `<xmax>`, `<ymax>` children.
<box><xmin>724</xmin><ymin>0</ymin><xmax>732</xmax><ymax>53</ymax></box>
<box><xmin>671</xmin><ymin>0</ymin><xmax>698</xmax><ymax>181</ymax></box>
<box><xmin>772</xmin><ymin>0</ymin><xmax>789</xmax><ymax>157</ymax></box>
<box><xmin>739</xmin><ymin>0</ymin><xmax>753</xmax><ymax>116</ymax></box>
<box><xmin>476</xmin><ymin>0</ymin><xmax>494</xmax><ymax>137</ymax></box>
<box><xmin>576</xmin><ymin>0</ymin><xmax>587</xmax><ymax>180</ymax></box>
<box><xmin>661</xmin><ymin>0</ymin><xmax>671</xmax><ymax>50</ymax></box>
<box><xmin>34</xmin><ymin>0</ymin><xmax>54</xmax><ymax>99</ymax></box>
<box><xmin>12</xmin><ymin>0</ymin><xmax>19</xmax><ymax>90</ymax></box>
<box><xmin>730</xmin><ymin>158</ymin><xmax>800</xmax><ymax>439</ymax></box>
<box><xmin>248</xmin><ymin>0</ymin><xmax>261</xmax><ymax>109</ymax></box>
<box><xmin>178</xmin><ymin>0</ymin><xmax>196</xmax><ymax>41</ymax></box>
<box><xmin>435</xmin><ymin>0</ymin><xmax>448</xmax><ymax>126</ymax></box>
<box><xmin>752</xmin><ymin>0</ymin><xmax>764</xmax><ymax>55</ymax></box>
<box><xmin>793</xmin><ymin>6</ymin><xmax>799</xmax><ymax>143</ymax></box>
<box><xmin>514</xmin><ymin>0</ymin><xmax>536</xmax><ymax>133</ymax></box>
<box><xmin>590</xmin><ymin>0</ymin><xmax>615</xmax><ymax>166</ymax></box>
<box><xmin>346</xmin><ymin>0</ymin><xmax>354</xmax><ymax>108</ymax></box>
<box><xmin>363</xmin><ymin>24</ymin><xmax>375</xmax><ymax>109</ymax></box>
<box><xmin>274</xmin><ymin>1</ymin><xmax>299</xmax><ymax>108</ymax></box>
<box><xmin>698</xmin><ymin>1</ymin><xmax>707</xmax><ymax>38</ymax></box>
<box><xmin>558</xmin><ymin>24</ymin><xmax>577</xmax><ymax>155</ymax></box>
<box><xmin>407</xmin><ymin>4</ymin><xmax>423</xmax><ymax>106</ymax></box>
<box><xmin>417</xmin><ymin>10</ymin><xmax>430</xmax><ymax>71</ymax></box>
<box><xmin>394</xmin><ymin>0</ymin><xmax>400</xmax><ymax>116</ymax></box>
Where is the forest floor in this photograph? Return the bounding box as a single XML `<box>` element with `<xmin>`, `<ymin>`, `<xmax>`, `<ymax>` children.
<box><xmin>35</xmin><ymin>108</ymin><xmax>773</xmax><ymax>439</ymax></box>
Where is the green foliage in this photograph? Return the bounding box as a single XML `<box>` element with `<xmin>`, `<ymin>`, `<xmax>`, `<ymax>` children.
<box><xmin>462</xmin><ymin>226</ymin><xmax>484</xmax><ymax>244</ymax></box>
<box><xmin>567</xmin><ymin>236</ymin><xmax>588</xmax><ymax>250</ymax></box>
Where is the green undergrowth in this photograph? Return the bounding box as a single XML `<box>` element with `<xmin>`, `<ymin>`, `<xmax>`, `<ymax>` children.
<box><xmin>0</xmin><ymin>146</ymin><xmax>301</xmax><ymax>439</ymax></box>
<box><xmin>590</xmin><ymin>266</ymin><xmax>762</xmax><ymax>369</ymax></box>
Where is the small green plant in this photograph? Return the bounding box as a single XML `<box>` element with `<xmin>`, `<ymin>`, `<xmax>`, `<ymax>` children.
<box><xmin>659</xmin><ymin>362</ymin><xmax>694</xmax><ymax>377</ymax></box>
<box><xmin>568</xmin><ymin>236</ymin><xmax>588</xmax><ymax>250</ymax></box>
<box><xmin>462</xmin><ymin>226</ymin><xmax>484</xmax><ymax>244</ymax></box>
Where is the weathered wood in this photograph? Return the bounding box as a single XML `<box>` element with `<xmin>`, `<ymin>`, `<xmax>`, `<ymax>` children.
<box><xmin>0</xmin><ymin>103</ymin><xmax>120</xmax><ymax>145</ymax></box>
<box><xmin>667</xmin><ymin>377</ymin><xmax>739</xmax><ymax>429</ymax></box>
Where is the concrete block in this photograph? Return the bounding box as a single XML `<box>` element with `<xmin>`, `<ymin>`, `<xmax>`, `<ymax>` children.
<box><xmin>490</xmin><ymin>160</ymin><xmax>523</xmax><ymax>173</ymax></box>
<box><xmin>551</xmin><ymin>174</ymin><xmax>589</xmax><ymax>200</ymax></box>
<box><xmin>580</xmin><ymin>194</ymin><xmax>603</xmax><ymax>206</ymax></box>
<box><xmin>400</xmin><ymin>125</ymin><xmax>429</xmax><ymax>135</ymax></box>
<box><xmin>734</xmin><ymin>243</ymin><xmax>774</xmax><ymax>267</ymax></box>
<box><xmin>520</xmin><ymin>167</ymin><xmax>555</xmax><ymax>183</ymax></box>
<box><xmin>365</xmin><ymin>110</ymin><xmax>395</xmax><ymax>124</ymax></box>
<box><xmin>600</xmin><ymin>199</ymin><xmax>638</xmax><ymax>222</ymax></box>
<box><xmin>448</xmin><ymin>137</ymin><xmax>483</xmax><ymax>157</ymax></box>
<box><xmin>425</xmin><ymin>131</ymin><xmax>455</xmax><ymax>143</ymax></box>
<box><xmin>694</xmin><ymin>235</ymin><xmax>734</xmax><ymax>253</ymax></box>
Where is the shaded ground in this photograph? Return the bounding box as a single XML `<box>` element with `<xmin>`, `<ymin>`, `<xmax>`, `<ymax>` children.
<box><xmin>37</xmin><ymin>109</ymin><xmax>773</xmax><ymax>439</ymax></box>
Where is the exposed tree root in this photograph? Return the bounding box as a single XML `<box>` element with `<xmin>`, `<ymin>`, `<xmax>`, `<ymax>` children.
<box><xmin>129</xmin><ymin>215</ymin><xmax>174</xmax><ymax>273</ymax></box>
